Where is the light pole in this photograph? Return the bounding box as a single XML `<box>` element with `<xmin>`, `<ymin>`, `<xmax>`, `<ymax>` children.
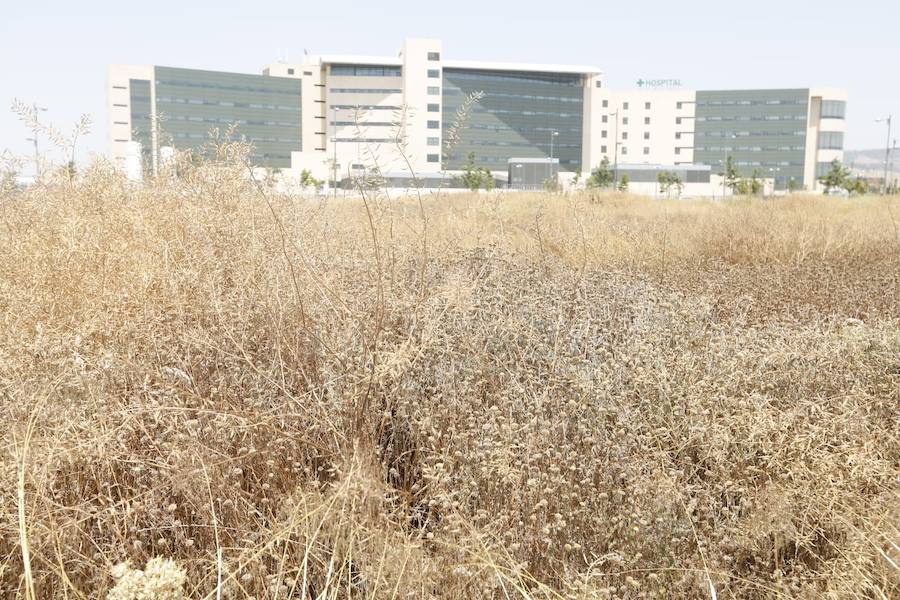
<box><xmin>768</xmin><ymin>167</ymin><xmax>781</xmax><ymax>197</ymax></box>
<box><xmin>332</xmin><ymin>105</ymin><xmax>338</xmax><ymax>200</ymax></box>
<box><xmin>721</xmin><ymin>134</ymin><xmax>737</xmax><ymax>198</ymax></box>
<box><xmin>605</xmin><ymin>110</ymin><xmax>619</xmax><ymax>187</ymax></box>
<box><xmin>549</xmin><ymin>130</ymin><xmax>559</xmax><ymax>183</ymax></box>
<box><xmin>875</xmin><ymin>115</ymin><xmax>892</xmax><ymax>195</ymax></box>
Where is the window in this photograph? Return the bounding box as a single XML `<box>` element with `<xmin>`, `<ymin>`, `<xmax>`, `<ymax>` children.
<box><xmin>428</xmin><ymin>69</ymin><xmax>440</xmax><ymax>78</ymax></box>
<box><xmin>676</xmin><ymin>117</ymin><xmax>682</xmax><ymax>124</ymax></box>
<box><xmin>601</xmin><ymin>145</ymin><xmax>607</xmax><ymax>153</ymax></box>
<box><xmin>623</xmin><ymin>117</ymin><xmax>629</xmax><ymax>125</ymax></box>
<box><xmin>818</xmin><ymin>131</ymin><xmax>844</xmax><ymax>150</ymax></box>
<box><xmin>643</xmin><ymin>147</ymin><xmax>650</xmax><ymax>155</ymax></box>
<box><xmin>427</xmin><ymin>103</ymin><xmax>440</xmax><ymax>112</ymax></box>
<box><xmin>644</xmin><ymin>117</ymin><xmax>650</xmax><ymax>125</ymax></box>
<box><xmin>602</xmin><ymin>115</ymin><xmax>608</xmax><ymax>123</ymax></box>
<box><xmin>288</xmin><ymin>68</ymin><xmax>295</xmax><ymax>75</ymax></box>
<box><xmin>427</xmin><ymin>153</ymin><xmax>440</xmax><ymax>162</ymax></box>
<box><xmin>601</xmin><ymin>130</ymin><xmax>607</xmax><ymax>138</ymax></box>
<box><xmin>304</xmin><ymin>71</ymin><xmax>312</xmax><ymax>76</ymax></box>
<box><xmin>427</xmin><ymin>86</ymin><xmax>440</xmax><ymax>95</ymax></box>
<box><xmin>427</xmin><ymin>52</ymin><xmax>441</xmax><ymax>61</ymax></box>
<box><xmin>427</xmin><ymin>120</ymin><xmax>440</xmax><ymax>129</ymax></box>
<box><xmin>595</xmin><ymin>81</ymin><xmax>603</xmax><ymax>88</ymax></box>
<box><xmin>621</xmin><ymin>147</ymin><xmax>628</xmax><ymax>155</ymax></box>
<box><xmin>643</xmin><ymin>132</ymin><xmax>650</xmax><ymax>140</ymax></box>
<box><xmin>821</xmin><ymin>100</ymin><xmax>846</xmax><ymax>119</ymax></box>
<box><xmin>675</xmin><ymin>147</ymin><xmax>681</xmax><ymax>155</ymax></box>
<box><xmin>675</xmin><ymin>132</ymin><xmax>682</xmax><ymax>139</ymax></box>
<box><xmin>427</xmin><ymin>137</ymin><xmax>440</xmax><ymax>146</ymax></box>
<box><xmin>645</xmin><ymin>102</ymin><xmax>651</xmax><ymax>109</ymax></box>
<box><xmin>622</xmin><ymin>132</ymin><xmax>628</xmax><ymax>140</ymax></box>
<box><xmin>602</xmin><ymin>99</ymin><xmax>609</xmax><ymax>108</ymax></box>
<box><xmin>623</xmin><ymin>102</ymin><xmax>629</xmax><ymax>110</ymax></box>
<box><xmin>676</xmin><ymin>101</ymin><xmax>683</xmax><ymax>109</ymax></box>
<box><xmin>331</xmin><ymin>64</ymin><xmax>402</xmax><ymax>77</ymax></box>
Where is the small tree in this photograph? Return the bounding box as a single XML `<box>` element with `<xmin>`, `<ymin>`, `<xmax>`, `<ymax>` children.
<box><xmin>787</xmin><ymin>177</ymin><xmax>799</xmax><ymax>193</ymax></box>
<box><xmin>734</xmin><ymin>178</ymin><xmax>751</xmax><ymax>196</ymax></box>
<box><xmin>819</xmin><ymin>159</ymin><xmax>850</xmax><ymax>193</ymax></box>
<box><xmin>480</xmin><ymin>167</ymin><xmax>495</xmax><ymax>191</ymax></box>
<box><xmin>571</xmin><ymin>168</ymin><xmax>582</xmax><ymax>189</ymax></box>
<box><xmin>586</xmin><ymin>156</ymin><xmax>614</xmax><ymax>189</ymax></box>
<box><xmin>724</xmin><ymin>155</ymin><xmax>740</xmax><ymax>192</ymax></box>
<box><xmin>459</xmin><ymin>152</ymin><xmax>484</xmax><ymax>192</ymax></box>
<box><xmin>657</xmin><ymin>171</ymin><xmax>671</xmax><ymax>196</ymax></box>
<box><xmin>617</xmin><ymin>173</ymin><xmax>630</xmax><ymax>192</ymax></box>
<box><xmin>750</xmin><ymin>168</ymin><xmax>763</xmax><ymax>196</ymax></box>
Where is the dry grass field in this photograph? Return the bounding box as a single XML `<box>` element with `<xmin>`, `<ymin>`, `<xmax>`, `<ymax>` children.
<box><xmin>1</xmin><ymin>152</ymin><xmax>898</xmax><ymax>599</ymax></box>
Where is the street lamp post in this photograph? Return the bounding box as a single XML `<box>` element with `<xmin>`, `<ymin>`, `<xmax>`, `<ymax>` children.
<box><xmin>875</xmin><ymin>115</ymin><xmax>892</xmax><ymax>195</ymax></box>
<box><xmin>549</xmin><ymin>130</ymin><xmax>559</xmax><ymax>183</ymax></box>
<box><xmin>604</xmin><ymin>110</ymin><xmax>620</xmax><ymax>187</ymax></box>
<box><xmin>768</xmin><ymin>167</ymin><xmax>781</xmax><ymax>197</ymax></box>
<box><xmin>721</xmin><ymin>134</ymin><xmax>737</xmax><ymax>199</ymax></box>
<box><xmin>332</xmin><ymin>105</ymin><xmax>338</xmax><ymax>200</ymax></box>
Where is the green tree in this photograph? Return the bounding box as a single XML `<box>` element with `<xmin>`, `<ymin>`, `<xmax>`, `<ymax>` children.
<box><xmin>846</xmin><ymin>176</ymin><xmax>868</xmax><ymax>195</ymax></box>
<box><xmin>459</xmin><ymin>152</ymin><xmax>484</xmax><ymax>192</ymax></box>
<box><xmin>819</xmin><ymin>159</ymin><xmax>850</xmax><ymax>193</ymax></box>
<box><xmin>571</xmin><ymin>168</ymin><xmax>582</xmax><ymax>189</ymax></box>
<box><xmin>750</xmin><ymin>168</ymin><xmax>763</xmax><ymax>196</ymax></box>
<box><xmin>657</xmin><ymin>171</ymin><xmax>671</xmax><ymax>196</ymax></box>
<box><xmin>724</xmin><ymin>155</ymin><xmax>740</xmax><ymax>192</ymax></box>
<box><xmin>617</xmin><ymin>173</ymin><xmax>630</xmax><ymax>192</ymax></box>
<box><xmin>786</xmin><ymin>177</ymin><xmax>799</xmax><ymax>193</ymax></box>
<box><xmin>735</xmin><ymin>178</ymin><xmax>751</xmax><ymax>195</ymax></box>
<box><xmin>586</xmin><ymin>156</ymin><xmax>614</xmax><ymax>189</ymax></box>
<box><xmin>480</xmin><ymin>167</ymin><xmax>495</xmax><ymax>191</ymax></box>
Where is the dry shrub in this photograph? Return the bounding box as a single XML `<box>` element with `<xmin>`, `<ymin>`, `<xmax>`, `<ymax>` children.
<box><xmin>0</xmin><ymin>149</ymin><xmax>898</xmax><ymax>599</ymax></box>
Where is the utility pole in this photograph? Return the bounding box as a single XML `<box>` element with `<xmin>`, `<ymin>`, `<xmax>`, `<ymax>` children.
<box><xmin>875</xmin><ymin>115</ymin><xmax>892</xmax><ymax>195</ymax></box>
<box><xmin>608</xmin><ymin>109</ymin><xmax>619</xmax><ymax>187</ymax></box>
<box><xmin>549</xmin><ymin>129</ymin><xmax>558</xmax><ymax>183</ymax></box>
<box><xmin>332</xmin><ymin>105</ymin><xmax>338</xmax><ymax>200</ymax></box>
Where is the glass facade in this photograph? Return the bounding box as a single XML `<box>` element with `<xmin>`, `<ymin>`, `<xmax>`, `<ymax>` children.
<box><xmin>330</xmin><ymin>64</ymin><xmax>401</xmax><ymax>77</ymax></box>
<box><xmin>154</xmin><ymin>66</ymin><xmax>302</xmax><ymax>168</ymax></box>
<box><xmin>441</xmin><ymin>68</ymin><xmax>584</xmax><ymax>170</ymax></box>
<box><xmin>693</xmin><ymin>89</ymin><xmax>810</xmax><ymax>189</ymax></box>
<box><xmin>129</xmin><ymin>79</ymin><xmax>153</xmax><ymax>166</ymax></box>
<box><xmin>821</xmin><ymin>100</ymin><xmax>846</xmax><ymax>119</ymax></box>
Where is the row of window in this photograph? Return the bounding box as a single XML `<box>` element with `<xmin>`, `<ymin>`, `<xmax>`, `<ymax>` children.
<box><xmin>155</xmin><ymin>79</ymin><xmax>300</xmax><ymax>96</ymax></box>
<box><xmin>697</xmin><ymin>99</ymin><xmax>807</xmax><ymax>106</ymax></box>
<box><xmin>476</xmin><ymin>108</ymin><xmax>582</xmax><ymax>118</ymax></box>
<box><xmin>696</xmin><ymin>115</ymin><xmax>807</xmax><ymax>122</ymax></box>
<box><xmin>330</xmin><ymin>64</ymin><xmax>402</xmax><ymax>77</ymax></box>
<box><xmin>696</xmin><ymin>146</ymin><xmax>807</xmax><ymax>152</ymax></box>
<box><xmin>157</xmin><ymin>97</ymin><xmax>299</xmax><ymax>111</ymax></box>
<box><xmin>171</xmin><ymin>132</ymin><xmax>298</xmax><ymax>143</ymax></box>
<box><xmin>330</xmin><ymin>121</ymin><xmax>398</xmax><ymax>127</ymax></box>
<box><xmin>165</xmin><ymin>114</ymin><xmax>299</xmax><ymax>128</ymax></box>
<box><xmin>443</xmin><ymin>69</ymin><xmax>583</xmax><ymax>87</ymax></box>
<box><xmin>820</xmin><ymin>100</ymin><xmax>846</xmax><ymax>119</ymax></box>
<box><xmin>442</xmin><ymin>88</ymin><xmax>584</xmax><ymax>104</ymax></box>
<box><xmin>334</xmin><ymin>137</ymin><xmax>395</xmax><ymax>143</ymax></box>
<box><xmin>818</xmin><ymin>131</ymin><xmax>844</xmax><ymax>149</ymax></box>
<box><xmin>697</xmin><ymin>130</ymin><xmax>806</xmax><ymax>137</ymax></box>
<box><xmin>330</xmin><ymin>104</ymin><xmax>401</xmax><ymax>111</ymax></box>
<box><xmin>330</xmin><ymin>88</ymin><xmax>402</xmax><ymax>94</ymax></box>
<box><xmin>461</xmin><ymin>140</ymin><xmax>581</xmax><ymax>149</ymax></box>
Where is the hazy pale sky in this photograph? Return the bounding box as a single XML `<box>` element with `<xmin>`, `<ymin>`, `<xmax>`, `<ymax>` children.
<box><xmin>2</xmin><ymin>0</ymin><xmax>898</xmax><ymax>169</ymax></box>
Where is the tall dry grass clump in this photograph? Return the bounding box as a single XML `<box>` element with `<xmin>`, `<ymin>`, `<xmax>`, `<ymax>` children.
<box><xmin>1</xmin><ymin>147</ymin><xmax>898</xmax><ymax>599</ymax></box>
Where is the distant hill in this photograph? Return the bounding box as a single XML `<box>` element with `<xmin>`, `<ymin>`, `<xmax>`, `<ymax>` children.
<box><xmin>844</xmin><ymin>149</ymin><xmax>891</xmax><ymax>175</ymax></box>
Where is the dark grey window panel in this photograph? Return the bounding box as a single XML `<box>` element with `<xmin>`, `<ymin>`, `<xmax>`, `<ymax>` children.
<box><xmin>153</xmin><ymin>66</ymin><xmax>302</xmax><ymax>168</ymax></box>
<box><xmin>440</xmin><ymin>67</ymin><xmax>584</xmax><ymax>170</ymax></box>
<box><xmin>330</xmin><ymin>64</ymin><xmax>402</xmax><ymax>77</ymax></box>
